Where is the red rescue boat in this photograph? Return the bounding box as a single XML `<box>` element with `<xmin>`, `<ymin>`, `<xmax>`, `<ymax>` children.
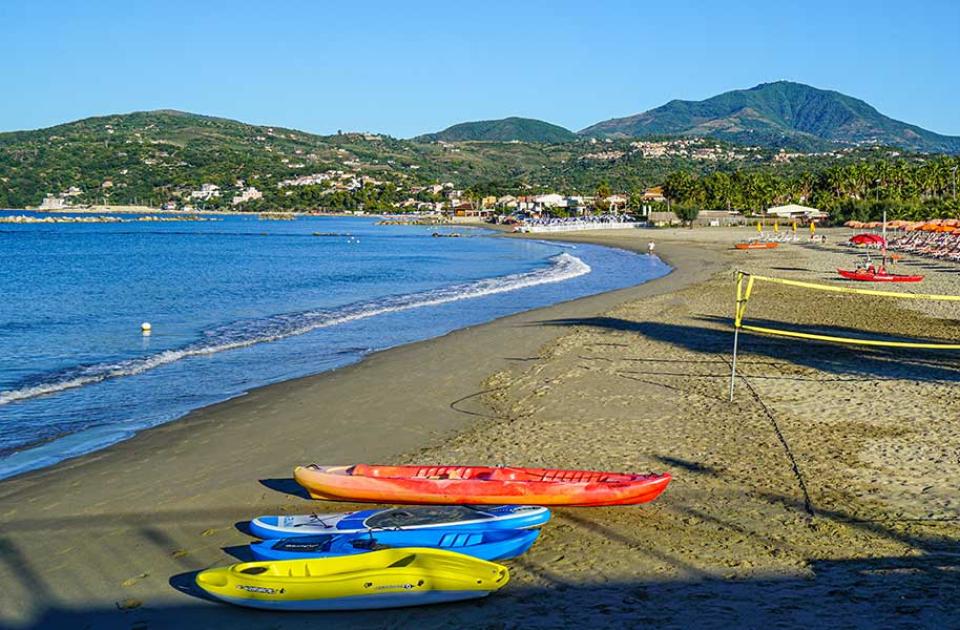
<box><xmin>837</xmin><ymin>269</ymin><xmax>924</xmax><ymax>283</ymax></box>
<box><xmin>294</xmin><ymin>464</ymin><xmax>672</xmax><ymax>507</ymax></box>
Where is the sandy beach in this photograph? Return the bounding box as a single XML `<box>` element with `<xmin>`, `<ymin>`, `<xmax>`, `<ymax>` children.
<box><xmin>1</xmin><ymin>227</ymin><xmax>958</xmax><ymax>628</ymax></box>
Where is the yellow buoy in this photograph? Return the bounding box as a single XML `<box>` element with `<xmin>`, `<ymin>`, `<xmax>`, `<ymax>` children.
<box><xmin>141</xmin><ymin>322</ymin><xmax>152</xmax><ymax>335</ymax></box>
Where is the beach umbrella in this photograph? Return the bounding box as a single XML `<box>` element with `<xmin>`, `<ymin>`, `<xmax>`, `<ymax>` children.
<box><xmin>792</xmin><ymin>221</ymin><xmax>797</xmax><ymax>233</ymax></box>
<box><xmin>850</xmin><ymin>234</ymin><xmax>886</xmax><ymax>246</ymax></box>
<box><xmin>810</xmin><ymin>222</ymin><xmax>816</xmax><ymax>235</ymax></box>
<box><xmin>773</xmin><ymin>221</ymin><xmax>779</xmax><ymax>232</ymax></box>
<box><xmin>756</xmin><ymin>221</ymin><xmax>762</xmax><ymax>233</ymax></box>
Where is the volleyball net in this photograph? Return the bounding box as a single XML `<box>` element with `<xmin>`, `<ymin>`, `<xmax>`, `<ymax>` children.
<box><xmin>728</xmin><ymin>271</ymin><xmax>960</xmax><ymax>400</ymax></box>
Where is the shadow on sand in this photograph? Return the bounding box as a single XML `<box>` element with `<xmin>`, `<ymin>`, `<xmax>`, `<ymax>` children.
<box><xmin>259</xmin><ymin>477</ymin><xmax>312</xmax><ymax>500</ymax></box>
<box><xmin>535</xmin><ymin>315</ymin><xmax>960</xmax><ymax>383</ymax></box>
<box><xmin>0</xmin><ymin>483</ymin><xmax>955</xmax><ymax>629</ymax></box>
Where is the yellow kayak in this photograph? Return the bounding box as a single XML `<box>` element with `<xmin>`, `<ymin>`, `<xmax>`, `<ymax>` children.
<box><xmin>195</xmin><ymin>547</ymin><xmax>509</xmax><ymax>610</ymax></box>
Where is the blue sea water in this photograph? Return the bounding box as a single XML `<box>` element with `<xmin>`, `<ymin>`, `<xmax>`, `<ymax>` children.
<box><xmin>0</xmin><ymin>212</ymin><xmax>670</xmax><ymax>479</ymax></box>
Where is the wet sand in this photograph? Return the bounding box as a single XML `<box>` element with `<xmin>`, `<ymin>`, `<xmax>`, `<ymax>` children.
<box><xmin>1</xmin><ymin>228</ymin><xmax>958</xmax><ymax>628</ymax></box>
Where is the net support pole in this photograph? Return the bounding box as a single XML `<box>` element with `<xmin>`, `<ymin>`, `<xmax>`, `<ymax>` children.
<box><xmin>729</xmin><ymin>272</ymin><xmax>745</xmax><ymax>402</ymax></box>
<box><xmin>729</xmin><ymin>326</ymin><xmax>740</xmax><ymax>402</ymax></box>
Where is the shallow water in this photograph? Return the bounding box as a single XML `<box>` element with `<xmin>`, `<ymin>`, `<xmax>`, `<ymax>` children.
<box><xmin>0</xmin><ymin>212</ymin><xmax>670</xmax><ymax>478</ymax></box>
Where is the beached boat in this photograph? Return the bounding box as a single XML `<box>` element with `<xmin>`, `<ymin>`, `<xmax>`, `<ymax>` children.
<box><xmin>293</xmin><ymin>464</ymin><xmax>672</xmax><ymax>506</ymax></box>
<box><xmin>837</xmin><ymin>269</ymin><xmax>924</xmax><ymax>282</ymax></box>
<box><xmin>195</xmin><ymin>547</ymin><xmax>509</xmax><ymax>610</ymax></box>
<box><xmin>250</xmin><ymin>528</ymin><xmax>540</xmax><ymax>562</ymax></box>
<box><xmin>735</xmin><ymin>242</ymin><xmax>779</xmax><ymax>250</ymax></box>
<box><xmin>249</xmin><ymin>504</ymin><xmax>550</xmax><ymax>539</ymax></box>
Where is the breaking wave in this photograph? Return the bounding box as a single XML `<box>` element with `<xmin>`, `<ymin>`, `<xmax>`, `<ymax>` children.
<box><xmin>0</xmin><ymin>253</ymin><xmax>590</xmax><ymax>406</ymax></box>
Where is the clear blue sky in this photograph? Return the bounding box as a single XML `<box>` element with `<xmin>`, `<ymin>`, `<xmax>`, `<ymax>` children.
<box><xmin>2</xmin><ymin>0</ymin><xmax>958</xmax><ymax>137</ymax></box>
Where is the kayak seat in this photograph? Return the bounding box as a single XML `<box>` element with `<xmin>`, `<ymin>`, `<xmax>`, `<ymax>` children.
<box><xmin>413</xmin><ymin>466</ymin><xmax>470</xmax><ymax>480</ymax></box>
<box><xmin>538</xmin><ymin>470</ymin><xmax>631</xmax><ymax>483</ymax></box>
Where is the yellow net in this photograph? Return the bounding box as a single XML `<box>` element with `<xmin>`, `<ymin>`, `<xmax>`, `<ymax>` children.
<box><xmin>733</xmin><ymin>272</ymin><xmax>960</xmax><ymax>349</ymax></box>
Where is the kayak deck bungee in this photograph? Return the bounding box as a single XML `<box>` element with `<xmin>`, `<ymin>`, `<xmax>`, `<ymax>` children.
<box><xmin>250</xmin><ymin>527</ymin><xmax>540</xmax><ymax>562</ymax></box>
<box><xmin>249</xmin><ymin>504</ymin><xmax>551</xmax><ymax>539</ymax></box>
<box><xmin>196</xmin><ymin>547</ymin><xmax>509</xmax><ymax>611</ymax></box>
<box><xmin>294</xmin><ymin>464</ymin><xmax>672</xmax><ymax>506</ymax></box>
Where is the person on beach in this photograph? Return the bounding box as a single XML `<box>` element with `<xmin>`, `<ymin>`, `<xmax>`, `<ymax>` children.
<box><xmin>647</xmin><ymin>241</ymin><xmax>656</xmax><ymax>254</ymax></box>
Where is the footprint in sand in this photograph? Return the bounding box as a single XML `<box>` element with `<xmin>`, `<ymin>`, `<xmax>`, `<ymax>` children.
<box><xmin>121</xmin><ymin>573</ymin><xmax>149</xmax><ymax>588</ymax></box>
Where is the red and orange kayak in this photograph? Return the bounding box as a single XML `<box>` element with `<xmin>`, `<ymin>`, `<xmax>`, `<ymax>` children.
<box><xmin>735</xmin><ymin>242</ymin><xmax>779</xmax><ymax>250</ymax></box>
<box><xmin>837</xmin><ymin>269</ymin><xmax>924</xmax><ymax>282</ymax></box>
<box><xmin>294</xmin><ymin>464</ymin><xmax>671</xmax><ymax>507</ymax></box>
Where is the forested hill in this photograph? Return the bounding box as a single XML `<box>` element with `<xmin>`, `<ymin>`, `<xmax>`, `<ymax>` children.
<box><xmin>579</xmin><ymin>81</ymin><xmax>960</xmax><ymax>154</ymax></box>
<box><xmin>414</xmin><ymin>117</ymin><xmax>577</xmax><ymax>143</ymax></box>
<box><xmin>1</xmin><ymin>108</ymin><xmax>957</xmax><ymax>220</ymax></box>
<box><xmin>0</xmin><ymin>110</ymin><xmax>584</xmax><ymax>208</ymax></box>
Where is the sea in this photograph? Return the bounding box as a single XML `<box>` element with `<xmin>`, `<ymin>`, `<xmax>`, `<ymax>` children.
<box><xmin>0</xmin><ymin>212</ymin><xmax>670</xmax><ymax>479</ymax></box>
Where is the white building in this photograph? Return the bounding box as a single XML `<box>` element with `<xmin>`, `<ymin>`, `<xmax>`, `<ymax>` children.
<box><xmin>190</xmin><ymin>184</ymin><xmax>221</xmax><ymax>200</ymax></box>
<box><xmin>533</xmin><ymin>193</ymin><xmax>565</xmax><ymax>208</ymax></box>
<box><xmin>38</xmin><ymin>194</ymin><xmax>66</xmax><ymax>210</ymax></box>
<box><xmin>765</xmin><ymin>204</ymin><xmax>828</xmax><ymax>220</ymax></box>
<box><xmin>232</xmin><ymin>187</ymin><xmax>263</xmax><ymax>206</ymax></box>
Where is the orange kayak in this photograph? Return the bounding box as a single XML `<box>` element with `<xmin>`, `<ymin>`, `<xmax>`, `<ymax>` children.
<box><xmin>735</xmin><ymin>242</ymin><xmax>779</xmax><ymax>250</ymax></box>
<box><xmin>294</xmin><ymin>464</ymin><xmax>671</xmax><ymax>507</ymax></box>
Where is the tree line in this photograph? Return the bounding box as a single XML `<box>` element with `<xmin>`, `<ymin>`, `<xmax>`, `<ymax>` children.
<box><xmin>660</xmin><ymin>156</ymin><xmax>960</xmax><ymax>221</ymax></box>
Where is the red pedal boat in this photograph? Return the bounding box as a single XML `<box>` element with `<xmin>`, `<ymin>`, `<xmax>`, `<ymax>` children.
<box><xmin>837</xmin><ymin>269</ymin><xmax>924</xmax><ymax>283</ymax></box>
<box><xmin>294</xmin><ymin>464</ymin><xmax>671</xmax><ymax>507</ymax></box>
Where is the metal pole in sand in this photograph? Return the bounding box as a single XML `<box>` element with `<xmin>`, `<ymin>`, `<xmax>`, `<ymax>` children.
<box><xmin>729</xmin><ymin>327</ymin><xmax>740</xmax><ymax>402</ymax></box>
<box><xmin>729</xmin><ymin>272</ymin><xmax>744</xmax><ymax>402</ymax></box>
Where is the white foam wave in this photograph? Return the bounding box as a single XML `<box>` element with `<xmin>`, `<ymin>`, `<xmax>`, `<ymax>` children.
<box><xmin>0</xmin><ymin>253</ymin><xmax>590</xmax><ymax>406</ymax></box>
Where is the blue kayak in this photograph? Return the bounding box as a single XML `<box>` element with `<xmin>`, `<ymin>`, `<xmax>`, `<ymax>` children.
<box><xmin>250</xmin><ymin>528</ymin><xmax>540</xmax><ymax>562</ymax></box>
<box><xmin>249</xmin><ymin>504</ymin><xmax>550</xmax><ymax>539</ymax></box>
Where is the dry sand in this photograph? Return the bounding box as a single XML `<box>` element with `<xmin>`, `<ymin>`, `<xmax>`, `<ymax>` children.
<box><xmin>1</xmin><ymin>227</ymin><xmax>958</xmax><ymax>628</ymax></box>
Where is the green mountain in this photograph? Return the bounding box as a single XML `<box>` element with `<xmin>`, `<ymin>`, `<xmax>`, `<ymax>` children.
<box><xmin>579</xmin><ymin>81</ymin><xmax>960</xmax><ymax>153</ymax></box>
<box><xmin>415</xmin><ymin>117</ymin><xmax>577</xmax><ymax>143</ymax></box>
<box><xmin>0</xmin><ymin>110</ymin><xmax>588</xmax><ymax>208</ymax></box>
<box><xmin>1</xmin><ymin>108</ymin><xmax>954</xmax><ymax>213</ymax></box>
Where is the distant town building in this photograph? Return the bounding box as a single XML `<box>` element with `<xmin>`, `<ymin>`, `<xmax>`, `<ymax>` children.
<box><xmin>231</xmin><ymin>187</ymin><xmax>263</xmax><ymax>206</ymax></box>
<box><xmin>765</xmin><ymin>204</ymin><xmax>828</xmax><ymax>220</ymax></box>
<box><xmin>190</xmin><ymin>184</ymin><xmax>221</xmax><ymax>200</ymax></box>
<box><xmin>642</xmin><ymin>186</ymin><xmax>666</xmax><ymax>202</ymax></box>
<box><xmin>605</xmin><ymin>194</ymin><xmax>628</xmax><ymax>210</ymax></box>
<box><xmin>533</xmin><ymin>193</ymin><xmax>565</xmax><ymax>208</ymax></box>
<box><xmin>38</xmin><ymin>194</ymin><xmax>67</xmax><ymax>210</ymax></box>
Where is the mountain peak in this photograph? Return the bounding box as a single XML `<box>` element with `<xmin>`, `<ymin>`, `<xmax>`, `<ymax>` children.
<box><xmin>579</xmin><ymin>82</ymin><xmax>959</xmax><ymax>153</ymax></box>
<box><xmin>415</xmin><ymin>117</ymin><xmax>576</xmax><ymax>143</ymax></box>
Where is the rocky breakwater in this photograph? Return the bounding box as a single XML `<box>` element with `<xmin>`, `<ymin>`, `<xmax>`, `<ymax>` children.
<box><xmin>1</xmin><ymin>215</ymin><xmax>215</xmax><ymax>224</ymax></box>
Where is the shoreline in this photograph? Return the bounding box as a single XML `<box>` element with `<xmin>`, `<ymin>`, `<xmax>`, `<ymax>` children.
<box><xmin>0</xmin><ymin>235</ymin><xmax>705</xmax><ymax>487</ymax></box>
<box><xmin>0</xmin><ymin>230</ymin><xmax>663</xmax><ymax>483</ymax></box>
<box><xmin>0</xmin><ymin>232</ymin><xmax>722</xmax><ymax>626</ymax></box>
